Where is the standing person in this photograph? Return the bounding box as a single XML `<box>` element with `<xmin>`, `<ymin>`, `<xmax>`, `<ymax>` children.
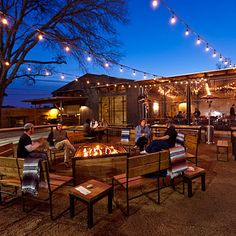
<box><xmin>193</xmin><ymin>107</ymin><xmax>201</xmax><ymax>118</ymax></box>
<box><xmin>141</xmin><ymin>121</ymin><xmax>177</xmax><ymax>154</ymax></box>
<box><xmin>90</xmin><ymin>118</ymin><xmax>98</xmax><ymax>129</ymax></box>
<box><xmin>135</xmin><ymin>118</ymin><xmax>151</xmax><ymax>151</ymax></box>
<box><xmin>230</xmin><ymin>104</ymin><xmax>235</xmax><ymax>121</ymax></box>
<box><xmin>17</xmin><ymin>123</ymin><xmax>48</xmax><ymax>160</ymax></box>
<box><xmin>47</xmin><ymin>122</ymin><xmax>76</xmax><ymax>168</ymax></box>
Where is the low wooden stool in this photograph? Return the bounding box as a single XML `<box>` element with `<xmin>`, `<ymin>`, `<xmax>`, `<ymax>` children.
<box><xmin>183</xmin><ymin>166</ymin><xmax>206</xmax><ymax>197</ymax></box>
<box><xmin>69</xmin><ymin>179</ymin><xmax>113</xmax><ymax>228</ymax></box>
<box><xmin>217</xmin><ymin>140</ymin><xmax>229</xmax><ymax>162</ymax></box>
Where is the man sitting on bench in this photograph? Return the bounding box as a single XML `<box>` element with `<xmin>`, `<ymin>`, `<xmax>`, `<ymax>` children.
<box><xmin>17</xmin><ymin>123</ymin><xmax>47</xmax><ymax>160</ymax></box>
<box><xmin>47</xmin><ymin>122</ymin><xmax>76</xmax><ymax>168</ymax></box>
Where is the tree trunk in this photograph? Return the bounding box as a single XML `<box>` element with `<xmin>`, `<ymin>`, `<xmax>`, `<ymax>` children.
<box><xmin>0</xmin><ymin>90</ymin><xmax>4</xmax><ymax>128</ymax></box>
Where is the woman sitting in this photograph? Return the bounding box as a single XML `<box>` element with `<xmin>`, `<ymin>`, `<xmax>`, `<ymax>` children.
<box><xmin>135</xmin><ymin>118</ymin><xmax>151</xmax><ymax>151</ymax></box>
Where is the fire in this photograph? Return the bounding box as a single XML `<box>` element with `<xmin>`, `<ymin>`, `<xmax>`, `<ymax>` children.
<box><xmin>76</xmin><ymin>143</ymin><xmax>125</xmax><ymax>158</ymax></box>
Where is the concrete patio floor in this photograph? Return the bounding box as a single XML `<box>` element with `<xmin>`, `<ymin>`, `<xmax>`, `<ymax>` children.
<box><xmin>0</xmin><ymin>134</ymin><xmax>236</xmax><ymax>236</ymax></box>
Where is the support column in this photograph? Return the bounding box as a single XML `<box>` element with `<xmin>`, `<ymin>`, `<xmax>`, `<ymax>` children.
<box><xmin>186</xmin><ymin>83</ymin><xmax>191</xmax><ymax>125</ymax></box>
<box><xmin>163</xmin><ymin>86</ymin><xmax>167</xmax><ymax>118</ymax></box>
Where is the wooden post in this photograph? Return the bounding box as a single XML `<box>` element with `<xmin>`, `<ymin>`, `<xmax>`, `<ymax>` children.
<box><xmin>187</xmin><ymin>83</ymin><xmax>191</xmax><ymax>125</ymax></box>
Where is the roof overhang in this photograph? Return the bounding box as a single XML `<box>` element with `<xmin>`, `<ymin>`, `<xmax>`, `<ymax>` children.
<box><xmin>22</xmin><ymin>96</ymin><xmax>88</xmax><ymax>105</ymax></box>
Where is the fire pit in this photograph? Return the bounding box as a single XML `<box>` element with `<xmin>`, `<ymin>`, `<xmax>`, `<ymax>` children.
<box><xmin>74</xmin><ymin>143</ymin><xmax>127</xmax><ymax>159</ymax></box>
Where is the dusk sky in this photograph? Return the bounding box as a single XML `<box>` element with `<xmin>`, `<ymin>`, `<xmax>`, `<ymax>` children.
<box><xmin>4</xmin><ymin>0</ymin><xmax>236</xmax><ymax>107</ymax></box>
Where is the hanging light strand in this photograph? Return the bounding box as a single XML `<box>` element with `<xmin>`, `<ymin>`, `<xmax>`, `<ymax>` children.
<box><xmin>0</xmin><ymin>10</ymin><xmax>163</xmax><ymax>81</ymax></box>
<box><xmin>152</xmin><ymin>0</ymin><xmax>233</xmax><ymax>66</ymax></box>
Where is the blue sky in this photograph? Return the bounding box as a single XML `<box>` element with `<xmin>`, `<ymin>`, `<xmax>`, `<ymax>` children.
<box><xmin>5</xmin><ymin>0</ymin><xmax>236</xmax><ymax>107</ymax></box>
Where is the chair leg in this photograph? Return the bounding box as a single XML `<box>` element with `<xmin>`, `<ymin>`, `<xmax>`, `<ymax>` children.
<box><xmin>201</xmin><ymin>174</ymin><xmax>206</xmax><ymax>191</ymax></box>
<box><xmin>49</xmin><ymin>194</ymin><xmax>53</xmax><ymax>220</ymax></box>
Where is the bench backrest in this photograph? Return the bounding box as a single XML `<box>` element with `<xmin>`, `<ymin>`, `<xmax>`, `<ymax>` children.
<box><xmin>0</xmin><ymin>143</ymin><xmax>15</xmax><ymax>157</ymax></box>
<box><xmin>185</xmin><ymin>135</ymin><xmax>198</xmax><ymax>156</ymax></box>
<box><xmin>127</xmin><ymin>150</ymin><xmax>169</xmax><ymax>178</ymax></box>
<box><xmin>0</xmin><ymin>156</ymin><xmax>24</xmax><ymax>179</ymax></box>
<box><xmin>67</xmin><ymin>132</ymin><xmax>84</xmax><ymax>144</ymax></box>
<box><xmin>175</xmin><ymin>133</ymin><xmax>185</xmax><ymax>146</ymax></box>
<box><xmin>121</xmin><ymin>129</ymin><xmax>130</xmax><ymax>142</ymax></box>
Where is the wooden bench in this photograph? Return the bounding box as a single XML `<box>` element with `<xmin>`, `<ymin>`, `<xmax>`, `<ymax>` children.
<box><xmin>21</xmin><ymin>160</ymin><xmax>73</xmax><ymax>219</ymax></box>
<box><xmin>112</xmin><ymin>150</ymin><xmax>169</xmax><ymax>215</ymax></box>
<box><xmin>216</xmin><ymin>140</ymin><xmax>229</xmax><ymax>161</ymax></box>
<box><xmin>0</xmin><ymin>143</ymin><xmax>15</xmax><ymax>157</ymax></box>
<box><xmin>184</xmin><ymin>135</ymin><xmax>199</xmax><ymax>165</ymax></box>
<box><xmin>0</xmin><ymin>156</ymin><xmax>73</xmax><ymax>219</ymax></box>
<box><xmin>0</xmin><ymin>156</ymin><xmax>24</xmax><ymax>203</ymax></box>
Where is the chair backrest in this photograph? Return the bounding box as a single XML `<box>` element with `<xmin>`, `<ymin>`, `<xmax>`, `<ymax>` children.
<box><xmin>0</xmin><ymin>143</ymin><xmax>15</xmax><ymax>157</ymax></box>
<box><xmin>169</xmin><ymin>146</ymin><xmax>187</xmax><ymax>174</ymax></box>
<box><xmin>185</xmin><ymin>135</ymin><xmax>198</xmax><ymax>156</ymax></box>
<box><xmin>121</xmin><ymin>129</ymin><xmax>130</xmax><ymax>142</ymax></box>
<box><xmin>175</xmin><ymin>133</ymin><xmax>185</xmax><ymax>147</ymax></box>
<box><xmin>127</xmin><ymin>150</ymin><xmax>169</xmax><ymax>178</ymax></box>
<box><xmin>0</xmin><ymin>156</ymin><xmax>24</xmax><ymax>179</ymax></box>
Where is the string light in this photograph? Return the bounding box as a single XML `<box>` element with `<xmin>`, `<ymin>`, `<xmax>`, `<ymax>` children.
<box><xmin>37</xmin><ymin>34</ymin><xmax>43</xmax><ymax>40</ymax></box>
<box><xmin>144</xmin><ymin>73</ymin><xmax>147</xmax><ymax>79</ymax></box>
<box><xmin>60</xmin><ymin>74</ymin><xmax>65</xmax><ymax>80</ymax></box>
<box><xmin>212</xmin><ymin>50</ymin><xmax>217</xmax><ymax>58</ymax></box>
<box><xmin>219</xmin><ymin>55</ymin><xmax>223</xmax><ymax>61</ymax></box>
<box><xmin>185</xmin><ymin>27</ymin><xmax>189</xmax><ymax>36</ymax></box>
<box><xmin>27</xmin><ymin>65</ymin><xmax>31</xmax><ymax>71</ymax></box>
<box><xmin>64</xmin><ymin>46</ymin><xmax>70</xmax><ymax>52</ymax></box>
<box><xmin>170</xmin><ymin>15</ymin><xmax>176</xmax><ymax>24</ymax></box>
<box><xmin>132</xmin><ymin>70</ymin><xmax>136</xmax><ymax>76</ymax></box>
<box><xmin>150</xmin><ymin>0</ymin><xmax>233</xmax><ymax>67</ymax></box>
<box><xmin>5</xmin><ymin>61</ymin><xmax>10</xmax><ymax>66</ymax></box>
<box><xmin>1</xmin><ymin>18</ymin><xmax>8</xmax><ymax>25</ymax></box>
<box><xmin>205</xmin><ymin>44</ymin><xmax>210</xmax><ymax>52</ymax></box>
<box><xmin>196</xmin><ymin>36</ymin><xmax>201</xmax><ymax>45</ymax></box>
<box><xmin>87</xmin><ymin>55</ymin><xmax>92</xmax><ymax>62</ymax></box>
<box><xmin>119</xmin><ymin>66</ymin><xmax>123</xmax><ymax>72</ymax></box>
<box><xmin>104</xmin><ymin>62</ymin><xmax>109</xmax><ymax>68</ymax></box>
<box><xmin>152</xmin><ymin>0</ymin><xmax>159</xmax><ymax>9</ymax></box>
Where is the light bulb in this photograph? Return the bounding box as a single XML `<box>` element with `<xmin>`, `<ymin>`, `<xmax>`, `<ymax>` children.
<box><xmin>60</xmin><ymin>75</ymin><xmax>65</xmax><ymax>80</ymax></box>
<box><xmin>196</xmin><ymin>36</ymin><xmax>201</xmax><ymax>45</ymax></box>
<box><xmin>65</xmin><ymin>46</ymin><xmax>70</xmax><ymax>52</ymax></box>
<box><xmin>5</xmin><ymin>61</ymin><xmax>10</xmax><ymax>66</ymax></box>
<box><xmin>132</xmin><ymin>70</ymin><xmax>136</xmax><ymax>76</ymax></box>
<box><xmin>104</xmin><ymin>62</ymin><xmax>109</xmax><ymax>67</ymax></box>
<box><xmin>1</xmin><ymin>18</ymin><xmax>8</xmax><ymax>25</ymax></box>
<box><xmin>144</xmin><ymin>73</ymin><xmax>147</xmax><ymax>79</ymax></box>
<box><xmin>224</xmin><ymin>60</ymin><xmax>228</xmax><ymax>65</ymax></box>
<box><xmin>27</xmin><ymin>66</ymin><xmax>31</xmax><ymax>71</ymax></box>
<box><xmin>212</xmin><ymin>50</ymin><xmax>217</xmax><ymax>58</ymax></box>
<box><xmin>170</xmin><ymin>15</ymin><xmax>176</xmax><ymax>24</ymax></box>
<box><xmin>185</xmin><ymin>28</ymin><xmax>189</xmax><ymax>36</ymax></box>
<box><xmin>38</xmin><ymin>34</ymin><xmax>43</xmax><ymax>40</ymax></box>
<box><xmin>87</xmin><ymin>55</ymin><xmax>92</xmax><ymax>62</ymax></box>
<box><xmin>120</xmin><ymin>67</ymin><xmax>123</xmax><ymax>72</ymax></box>
<box><xmin>45</xmin><ymin>71</ymin><xmax>50</xmax><ymax>76</ymax></box>
<box><xmin>205</xmin><ymin>44</ymin><xmax>209</xmax><ymax>52</ymax></box>
<box><xmin>152</xmin><ymin>0</ymin><xmax>158</xmax><ymax>9</ymax></box>
<box><xmin>219</xmin><ymin>55</ymin><xmax>223</xmax><ymax>61</ymax></box>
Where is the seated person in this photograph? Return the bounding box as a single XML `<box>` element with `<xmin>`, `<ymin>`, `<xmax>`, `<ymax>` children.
<box><xmin>99</xmin><ymin>118</ymin><xmax>108</xmax><ymax>128</ymax></box>
<box><xmin>143</xmin><ymin>121</ymin><xmax>177</xmax><ymax>153</ymax></box>
<box><xmin>17</xmin><ymin>123</ymin><xmax>48</xmax><ymax>160</ymax></box>
<box><xmin>90</xmin><ymin>118</ymin><xmax>98</xmax><ymax>129</ymax></box>
<box><xmin>83</xmin><ymin>118</ymin><xmax>96</xmax><ymax>137</ymax></box>
<box><xmin>135</xmin><ymin>118</ymin><xmax>151</xmax><ymax>151</ymax></box>
<box><xmin>47</xmin><ymin>122</ymin><xmax>75</xmax><ymax>167</ymax></box>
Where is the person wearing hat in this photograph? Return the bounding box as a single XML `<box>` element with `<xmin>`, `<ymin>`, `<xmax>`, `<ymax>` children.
<box><xmin>17</xmin><ymin>123</ymin><xmax>47</xmax><ymax>160</ymax></box>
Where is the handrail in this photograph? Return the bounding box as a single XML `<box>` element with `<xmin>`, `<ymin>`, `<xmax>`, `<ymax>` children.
<box><xmin>0</xmin><ymin>124</ymin><xmax>56</xmax><ymax>133</ymax></box>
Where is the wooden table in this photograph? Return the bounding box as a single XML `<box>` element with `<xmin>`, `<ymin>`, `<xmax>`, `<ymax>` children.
<box><xmin>69</xmin><ymin>179</ymin><xmax>113</xmax><ymax>228</ymax></box>
<box><xmin>216</xmin><ymin>140</ymin><xmax>229</xmax><ymax>161</ymax></box>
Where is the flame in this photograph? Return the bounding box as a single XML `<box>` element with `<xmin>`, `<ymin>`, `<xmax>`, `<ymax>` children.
<box><xmin>78</xmin><ymin>143</ymin><xmax>123</xmax><ymax>158</ymax></box>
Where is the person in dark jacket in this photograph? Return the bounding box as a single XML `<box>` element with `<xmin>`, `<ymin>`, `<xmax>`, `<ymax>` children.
<box><xmin>141</xmin><ymin>121</ymin><xmax>177</xmax><ymax>154</ymax></box>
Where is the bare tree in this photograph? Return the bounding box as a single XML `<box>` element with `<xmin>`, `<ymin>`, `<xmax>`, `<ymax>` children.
<box><xmin>0</xmin><ymin>0</ymin><xmax>127</xmax><ymax>126</ymax></box>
